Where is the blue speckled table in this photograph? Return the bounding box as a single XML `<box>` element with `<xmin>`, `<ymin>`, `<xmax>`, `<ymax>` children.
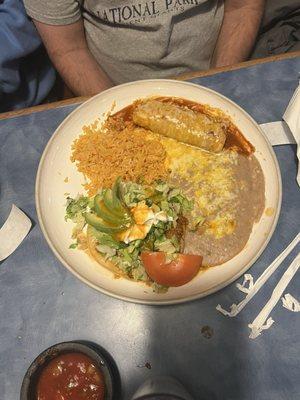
<box><xmin>0</xmin><ymin>57</ymin><xmax>300</xmax><ymax>400</ymax></box>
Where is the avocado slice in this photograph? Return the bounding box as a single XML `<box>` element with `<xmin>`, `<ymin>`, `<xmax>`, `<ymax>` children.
<box><xmin>112</xmin><ymin>177</ymin><xmax>124</xmax><ymax>210</ymax></box>
<box><xmin>116</xmin><ymin>177</ymin><xmax>135</xmax><ymax>221</ymax></box>
<box><xmin>87</xmin><ymin>225</ymin><xmax>126</xmax><ymax>248</ymax></box>
<box><xmin>103</xmin><ymin>189</ymin><xmax>129</xmax><ymax>218</ymax></box>
<box><xmin>94</xmin><ymin>195</ymin><xmax>129</xmax><ymax>225</ymax></box>
<box><xmin>84</xmin><ymin>212</ymin><xmax>128</xmax><ymax>234</ymax></box>
<box><xmin>149</xmin><ymin>192</ymin><xmax>164</xmax><ymax>204</ymax></box>
<box><xmin>116</xmin><ymin>177</ymin><xmax>129</xmax><ymax>208</ymax></box>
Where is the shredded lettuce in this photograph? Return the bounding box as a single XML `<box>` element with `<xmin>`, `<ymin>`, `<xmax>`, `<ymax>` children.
<box><xmin>168</xmin><ymin>188</ymin><xmax>181</xmax><ymax>199</ymax></box>
<box><xmin>123</xmin><ymin>182</ymin><xmax>147</xmax><ymax>207</ymax></box>
<box><xmin>152</xmin><ymin>283</ymin><xmax>169</xmax><ymax>293</ymax></box>
<box><xmin>65</xmin><ymin>179</ymin><xmax>194</xmax><ymax>292</ymax></box>
<box><xmin>65</xmin><ymin>196</ymin><xmax>90</xmax><ymax>239</ymax></box>
<box><xmin>89</xmin><ymin>227</ymin><xmax>125</xmax><ymax>249</ymax></box>
<box><xmin>155</xmin><ymin>181</ymin><xmax>169</xmax><ymax>194</ymax></box>
<box><xmin>154</xmin><ymin>238</ymin><xmax>177</xmax><ymax>254</ymax></box>
<box><xmin>190</xmin><ymin>215</ymin><xmax>206</xmax><ymax>231</ymax></box>
<box><xmin>96</xmin><ymin>244</ymin><xmax>116</xmax><ymax>258</ymax></box>
<box><xmin>65</xmin><ymin>195</ymin><xmax>89</xmax><ymax>221</ymax></box>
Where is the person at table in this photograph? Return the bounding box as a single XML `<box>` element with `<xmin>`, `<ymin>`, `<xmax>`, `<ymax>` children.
<box><xmin>23</xmin><ymin>0</ymin><xmax>265</xmax><ymax>97</ymax></box>
<box><xmin>0</xmin><ymin>0</ymin><xmax>55</xmax><ymax>112</ymax></box>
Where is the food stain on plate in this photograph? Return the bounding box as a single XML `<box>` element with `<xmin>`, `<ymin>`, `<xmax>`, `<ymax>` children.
<box><xmin>265</xmin><ymin>207</ymin><xmax>275</xmax><ymax>216</ymax></box>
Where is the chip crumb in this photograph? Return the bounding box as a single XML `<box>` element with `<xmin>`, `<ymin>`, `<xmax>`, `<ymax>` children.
<box><xmin>64</xmin><ymin>177</ymin><xmax>69</xmax><ymax>183</ymax></box>
<box><xmin>201</xmin><ymin>325</ymin><xmax>214</xmax><ymax>339</ymax></box>
<box><xmin>137</xmin><ymin>362</ymin><xmax>152</xmax><ymax>369</ymax></box>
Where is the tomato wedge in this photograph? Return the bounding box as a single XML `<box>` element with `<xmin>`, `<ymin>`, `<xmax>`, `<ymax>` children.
<box><xmin>141</xmin><ymin>252</ymin><xmax>202</xmax><ymax>287</ymax></box>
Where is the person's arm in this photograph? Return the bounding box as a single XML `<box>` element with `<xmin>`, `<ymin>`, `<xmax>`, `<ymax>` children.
<box><xmin>0</xmin><ymin>0</ymin><xmax>42</xmax><ymax>95</ymax></box>
<box><xmin>211</xmin><ymin>0</ymin><xmax>265</xmax><ymax>68</ymax></box>
<box><xmin>33</xmin><ymin>19</ymin><xmax>113</xmax><ymax>96</ymax></box>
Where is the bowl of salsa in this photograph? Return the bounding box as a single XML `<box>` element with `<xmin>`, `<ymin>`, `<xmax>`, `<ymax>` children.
<box><xmin>20</xmin><ymin>341</ymin><xmax>119</xmax><ymax>400</ymax></box>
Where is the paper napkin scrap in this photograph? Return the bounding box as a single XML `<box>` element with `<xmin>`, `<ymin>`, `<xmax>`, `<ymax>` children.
<box><xmin>248</xmin><ymin>253</ymin><xmax>300</xmax><ymax>339</ymax></box>
<box><xmin>259</xmin><ymin>121</ymin><xmax>296</xmax><ymax>145</ymax></box>
<box><xmin>283</xmin><ymin>83</ymin><xmax>300</xmax><ymax>185</ymax></box>
<box><xmin>217</xmin><ymin>233</ymin><xmax>300</xmax><ymax>317</ymax></box>
<box><xmin>259</xmin><ymin>82</ymin><xmax>300</xmax><ymax>185</ymax></box>
<box><xmin>282</xmin><ymin>293</ymin><xmax>300</xmax><ymax>312</ymax></box>
<box><xmin>0</xmin><ymin>205</ymin><xmax>32</xmax><ymax>261</ymax></box>
<box><xmin>236</xmin><ymin>273</ymin><xmax>254</xmax><ymax>294</ymax></box>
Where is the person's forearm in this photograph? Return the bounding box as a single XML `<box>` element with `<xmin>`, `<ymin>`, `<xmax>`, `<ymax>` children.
<box><xmin>211</xmin><ymin>0</ymin><xmax>264</xmax><ymax>68</ymax></box>
<box><xmin>33</xmin><ymin>20</ymin><xmax>113</xmax><ymax>96</ymax></box>
<box><xmin>51</xmin><ymin>47</ymin><xmax>113</xmax><ymax>96</ymax></box>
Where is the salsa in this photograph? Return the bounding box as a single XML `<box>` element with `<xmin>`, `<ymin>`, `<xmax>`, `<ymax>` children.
<box><xmin>36</xmin><ymin>352</ymin><xmax>105</xmax><ymax>400</ymax></box>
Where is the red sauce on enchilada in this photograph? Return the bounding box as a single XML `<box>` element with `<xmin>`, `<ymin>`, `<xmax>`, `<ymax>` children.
<box><xmin>112</xmin><ymin>96</ymin><xmax>254</xmax><ymax>155</ymax></box>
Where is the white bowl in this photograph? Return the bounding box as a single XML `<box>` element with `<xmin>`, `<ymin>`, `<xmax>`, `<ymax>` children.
<box><xmin>36</xmin><ymin>79</ymin><xmax>282</xmax><ymax>305</ymax></box>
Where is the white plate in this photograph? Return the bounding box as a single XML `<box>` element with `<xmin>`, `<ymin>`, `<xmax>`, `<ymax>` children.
<box><xmin>36</xmin><ymin>79</ymin><xmax>282</xmax><ymax>305</ymax></box>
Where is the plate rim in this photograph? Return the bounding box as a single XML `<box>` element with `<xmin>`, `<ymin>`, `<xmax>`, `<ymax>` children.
<box><xmin>35</xmin><ymin>79</ymin><xmax>282</xmax><ymax>305</ymax></box>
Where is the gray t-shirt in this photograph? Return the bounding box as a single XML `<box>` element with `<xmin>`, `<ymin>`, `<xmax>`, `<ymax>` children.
<box><xmin>24</xmin><ymin>0</ymin><xmax>224</xmax><ymax>84</ymax></box>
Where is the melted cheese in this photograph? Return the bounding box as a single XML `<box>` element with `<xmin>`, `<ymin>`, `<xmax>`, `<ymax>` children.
<box><xmin>162</xmin><ymin>137</ymin><xmax>238</xmax><ymax>238</ymax></box>
<box><xmin>118</xmin><ymin>202</ymin><xmax>169</xmax><ymax>243</ymax></box>
<box><xmin>131</xmin><ymin>201</ymin><xmax>154</xmax><ymax>225</ymax></box>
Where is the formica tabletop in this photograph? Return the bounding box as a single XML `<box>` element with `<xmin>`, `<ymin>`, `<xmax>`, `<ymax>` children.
<box><xmin>0</xmin><ymin>53</ymin><xmax>299</xmax><ymax>400</ymax></box>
